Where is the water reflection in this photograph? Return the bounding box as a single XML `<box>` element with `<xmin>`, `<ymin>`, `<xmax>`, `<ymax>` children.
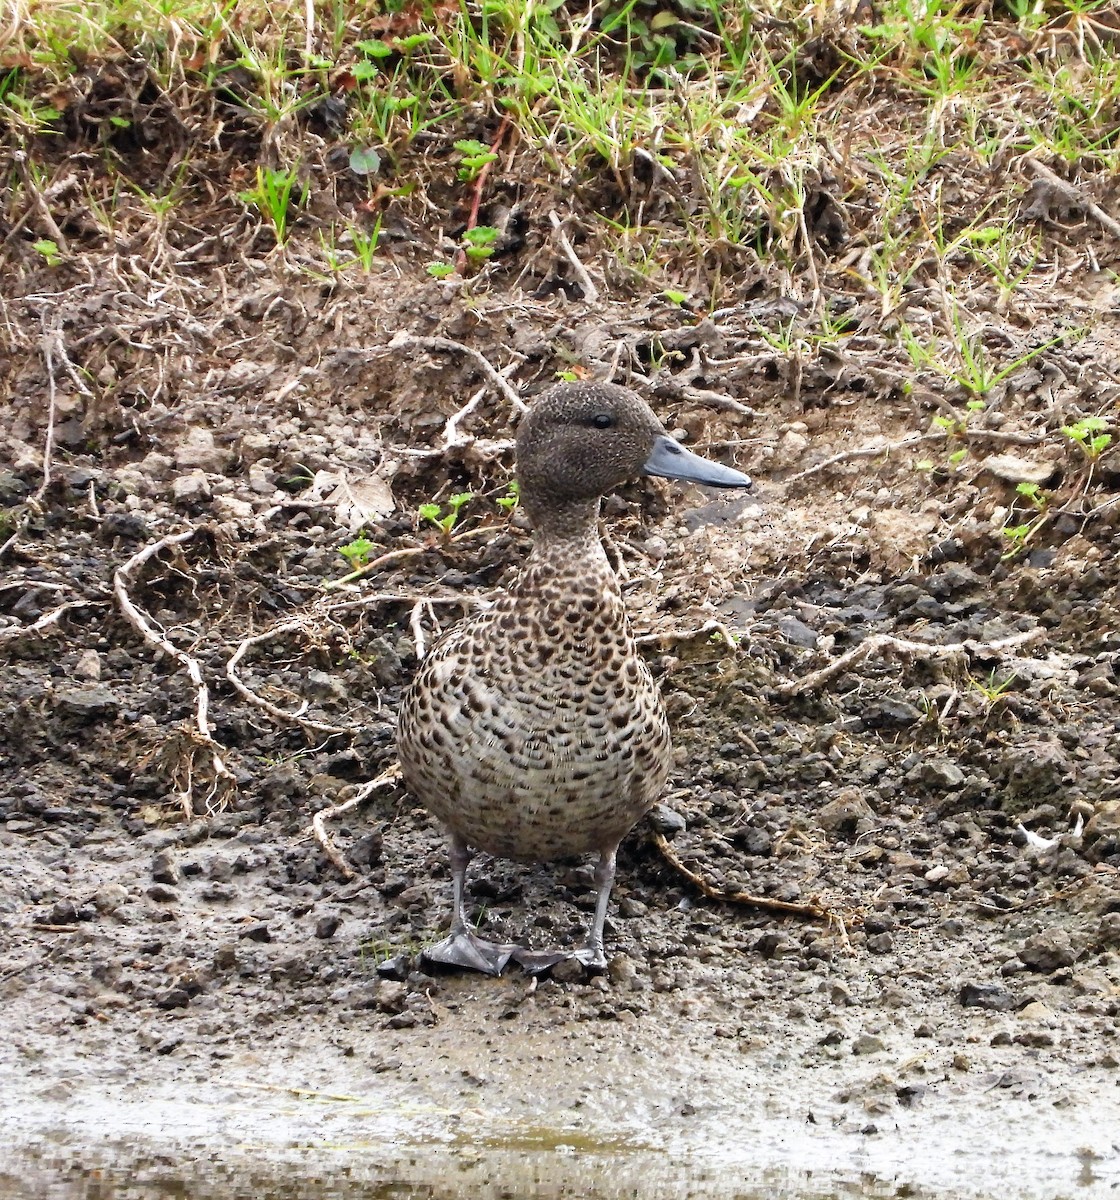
<box><xmin>1</xmin><ymin>1144</ymin><xmax>962</xmax><ymax>1200</ymax></box>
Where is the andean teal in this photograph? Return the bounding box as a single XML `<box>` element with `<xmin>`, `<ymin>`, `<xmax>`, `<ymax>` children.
<box><xmin>396</xmin><ymin>381</ymin><xmax>751</xmax><ymax>974</ymax></box>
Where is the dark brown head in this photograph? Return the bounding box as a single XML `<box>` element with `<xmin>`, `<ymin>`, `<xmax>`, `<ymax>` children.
<box><xmin>515</xmin><ymin>381</ymin><xmax>750</xmax><ymax>531</ymax></box>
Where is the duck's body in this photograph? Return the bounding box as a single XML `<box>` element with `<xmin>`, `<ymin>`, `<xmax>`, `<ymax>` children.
<box><xmin>399</xmin><ymin>525</ymin><xmax>670</xmax><ymax>865</ymax></box>
<box><xmin>396</xmin><ymin>382</ymin><xmax>750</xmax><ymax>974</ymax></box>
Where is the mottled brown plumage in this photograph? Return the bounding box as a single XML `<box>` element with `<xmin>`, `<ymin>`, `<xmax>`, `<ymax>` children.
<box><xmin>396</xmin><ymin>381</ymin><xmax>751</xmax><ymax>973</ymax></box>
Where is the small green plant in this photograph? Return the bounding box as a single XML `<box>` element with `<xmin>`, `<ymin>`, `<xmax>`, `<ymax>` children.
<box><xmin>969</xmin><ymin>670</ymin><xmax>1017</xmax><ymax>705</ymax></box>
<box><xmin>495</xmin><ymin>480</ymin><xmax>520</xmax><ymax>512</ymax></box>
<box><xmin>1062</xmin><ymin>416</ymin><xmax>1112</xmax><ymax>460</ymax></box>
<box><xmin>1000</xmin><ymin>481</ymin><xmax>1051</xmax><ymax>559</ymax></box>
<box><xmin>419</xmin><ymin>491</ymin><xmax>472</xmax><ymax>535</ymax></box>
<box><xmin>239</xmin><ymin>164</ymin><xmax>308</xmax><ymax>245</ymax></box>
<box><xmin>427</xmin><ymin>261</ymin><xmax>455</xmax><ymax>279</ymax></box>
<box><xmin>461</xmin><ymin>225</ymin><xmax>500</xmax><ymax>264</ymax></box>
<box><xmin>338</xmin><ymin>535</ymin><xmax>375</xmax><ymax>567</ymax></box>
<box><xmin>454</xmin><ymin>138</ymin><xmax>498</xmax><ymax>181</ymax></box>
<box><xmin>32</xmin><ymin>238</ymin><xmax>62</xmax><ymax>266</ymax></box>
<box><xmin>663</xmin><ymin>289</ymin><xmax>689</xmax><ymax>307</ymax></box>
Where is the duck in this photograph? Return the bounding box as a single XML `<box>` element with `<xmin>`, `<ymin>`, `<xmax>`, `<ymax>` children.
<box><xmin>396</xmin><ymin>380</ymin><xmax>751</xmax><ymax>974</ymax></box>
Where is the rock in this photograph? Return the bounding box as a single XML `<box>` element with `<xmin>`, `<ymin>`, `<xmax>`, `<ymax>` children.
<box><xmin>214</xmin><ymin>495</ymin><xmax>254</xmax><ymax>520</ymax></box>
<box><xmin>862</xmin><ymin>698</ymin><xmax>923</xmax><ymax>728</ymax></box>
<box><xmin>315</xmin><ymin>914</ymin><xmax>341</xmax><ymax>939</ymax></box>
<box><xmin>376</xmin><ymin>956</ymin><xmax>410</xmax><ymax>982</ymax></box>
<box><xmin>1019</xmin><ymin>929</ymin><xmax>1081</xmax><ymax>972</ymax></box>
<box><xmin>92</xmin><ymin>884</ymin><xmax>128</xmax><ymax>914</ymax></box>
<box><xmin>924</xmin><ymin>864</ymin><xmax>950</xmax><ymax>883</ymax></box>
<box><xmin>56</xmin><ymin>688</ymin><xmax>119</xmax><ymax>719</ymax></box>
<box><xmin>155</xmin><ymin>987</ymin><xmax>190</xmax><ymax>1009</ymax></box>
<box><xmin>176</xmin><ymin>427</ymin><xmax>233</xmax><ymax>474</ymax></box>
<box><xmin>648</xmin><ymin>805</ymin><xmax>686</xmax><ymax>836</ymax></box>
<box><xmin>151</xmin><ymin>850</ymin><xmax>180</xmax><ymax>885</ymax></box>
<box><xmin>101</xmin><ymin>512</ymin><xmax>149</xmax><ymax>541</ymax></box>
<box><xmin>374</xmin><ymin>981</ymin><xmax>408</xmax><ymax>1013</ymax></box>
<box><xmin>959</xmin><ymin>982</ymin><xmax>1017</xmax><ymax>1011</ymax></box>
<box><xmin>980</xmin><ymin>454</ymin><xmax>1058</xmax><ymax>485</ymax></box>
<box><xmin>816</xmin><ymin>789</ymin><xmax>873</xmax><ymax>833</ymax></box>
<box><xmin>213</xmin><ymin>945</ymin><xmax>238</xmax><ymax>970</ymax></box>
<box><xmin>72</xmin><ymin>650</ymin><xmax>102</xmax><ymax>681</ymax></box>
<box><xmin>851</xmin><ymin>1033</ymin><xmax>886</xmax><ymax>1055</ymax></box>
<box><xmin>240</xmin><ymin>922</ymin><xmax>272</xmax><ymax>942</ymax></box>
<box><xmin>344</xmin><ymin>831</ymin><xmax>382</xmax><ymax>870</ymax></box>
<box><xmin>1085</xmin><ymin>800</ymin><xmax>1120</xmax><ymax>842</ymax></box>
<box><xmin>172</xmin><ymin>470</ymin><xmax>212</xmax><ymax>504</ymax></box>
<box><xmin>1097</xmin><ymin>912</ymin><xmax>1120</xmax><ymax>949</ymax></box>
<box><xmin>140</xmin><ymin>452</ymin><xmax>175</xmax><ymax>480</ymax></box>
<box><xmin>777</xmin><ymin>615</ymin><xmax>818</xmax><ymax>648</ymax></box>
<box><xmin>0</xmin><ymin>470</ymin><xmax>31</xmax><ymax>505</ymax></box>
<box><xmin>618</xmin><ymin>897</ymin><xmax>648</xmax><ymax>918</ymax></box>
<box><xmin>911</xmin><ymin>758</ymin><xmax>965</xmax><ymax>789</ymax></box>
<box><xmin>146</xmin><ymin>884</ymin><xmax>178</xmax><ymax>903</ymax></box>
<box><xmin>551</xmin><ymin>957</ymin><xmax>587</xmax><ymax>984</ymax></box>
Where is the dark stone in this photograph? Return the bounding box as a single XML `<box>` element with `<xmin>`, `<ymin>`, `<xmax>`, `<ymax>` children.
<box><xmin>0</xmin><ymin>470</ymin><xmax>30</xmax><ymax>505</ymax></box>
<box><xmin>156</xmin><ymin>988</ymin><xmax>190</xmax><ymax>1009</ymax></box>
<box><xmin>240</xmin><ymin>922</ymin><xmax>272</xmax><ymax>942</ymax></box>
<box><xmin>347</xmin><ymin>832</ymin><xmax>382</xmax><ymax>869</ymax></box>
<box><xmin>777</xmin><ymin>615</ymin><xmax>818</xmax><ymax>648</ymax></box>
<box><xmin>648</xmin><ymin>805</ymin><xmax>686</xmax><ymax>836</ymax></box>
<box><xmin>151</xmin><ymin>850</ymin><xmax>180</xmax><ymax>885</ymax></box>
<box><xmin>862</xmin><ymin>698</ymin><xmax>923</xmax><ymax>729</ymax></box>
<box><xmin>959</xmin><ymin>982</ymin><xmax>1017</xmax><ymax>1011</ymax></box>
<box><xmin>101</xmin><ymin>512</ymin><xmax>149</xmax><ymax>541</ymax></box>
<box><xmin>1019</xmin><ymin>929</ymin><xmax>1081</xmax><ymax>972</ymax></box>
<box><xmin>56</xmin><ymin>688</ymin><xmax>120</xmax><ymax>719</ymax></box>
<box><xmin>376</xmin><ymin>955</ymin><xmax>410</xmax><ymax>981</ymax></box>
<box><xmin>315</xmin><ymin>914</ymin><xmax>341</xmax><ymax>939</ymax></box>
<box><xmin>146</xmin><ymin>884</ymin><xmax>178</xmax><ymax>903</ymax></box>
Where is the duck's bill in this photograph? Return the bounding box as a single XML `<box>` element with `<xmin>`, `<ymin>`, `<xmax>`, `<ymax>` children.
<box><xmin>643</xmin><ymin>436</ymin><xmax>752</xmax><ymax>490</ymax></box>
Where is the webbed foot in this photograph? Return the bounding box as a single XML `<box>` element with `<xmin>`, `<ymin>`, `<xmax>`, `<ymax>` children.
<box><xmin>421</xmin><ymin>930</ymin><xmax>519</xmax><ymax>976</ymax></box>
<box><xmin>511</xmin><ymin>945</ymin><xmax>607</xmax><ymax>976</ymax></box>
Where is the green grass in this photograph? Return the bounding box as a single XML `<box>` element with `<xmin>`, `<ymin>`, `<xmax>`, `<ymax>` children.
<box><xmin>2</xmin><ymin>0</ymin><xmax>1118</xmax><ymax>313</ymax></box>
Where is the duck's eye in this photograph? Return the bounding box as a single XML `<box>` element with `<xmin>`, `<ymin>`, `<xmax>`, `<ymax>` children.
<box><xmin>591</xmin><ymin>413</ymin><xmax>614</xmax><ymax>429</ymax></box>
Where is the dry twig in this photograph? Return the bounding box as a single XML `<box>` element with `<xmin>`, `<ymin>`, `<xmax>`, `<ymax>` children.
<box><xmin>382</xmin><ymin>332</ymin><xmax>527</xmax><ymax>413</ymax></box>
<box><xmin>653</xmin><ymin>831</ymin><xmax>829</xmax><ymax>920</ymax></box>
<box><xmin>777</xmin><ymin>627</ymin><xmax>1047</xmax><ymax>697</ymax></box>
<box><xmin>548</xmin><ymin>210</ymin><xmax>599</xmax><ymax>302</ymax></box>
<box><xmin>1025</xmin><ymin>157</ymin><xmax>1120</xmax><ymax>241</ymax></box>
<box><xmin>113</xmin><ymin>529</ymin><xmax>234</xmax><ymax>818</ymax></box>
<box><xmin>0</xmin><ymin>600</ymin><xmax>90</xmax><ymax>643</ymax></box>
<box><xmin>311</xmin><ymin>764</ymin><xmax>402</xmax><ymax>879</ymax></box>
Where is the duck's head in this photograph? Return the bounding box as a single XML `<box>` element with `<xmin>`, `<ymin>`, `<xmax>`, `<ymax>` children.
<box><xmin>515</xmin><ymin>381</ymin><xmax>750</xmax><ymax>527</ymax></box>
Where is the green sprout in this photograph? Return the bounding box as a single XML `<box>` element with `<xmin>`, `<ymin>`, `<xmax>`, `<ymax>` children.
<box><xmin>339</xmin><ymin>535</ymin><xmax>375</xmax><ymax>567</ymax></box>
<box><xmin>1061</xmin><ymin>416</ymin><xmax>1112</xmax><ymax>460</ymax></box>
<box><xmin>461</xmin><ymin>225</ymin><xmax>500</xmax><ymax>263</ymax></box>
<box><xmin>419</xmin><ymin>491</ymin><xmax>472</xmax><ymax>535</ymax></box>
<box><xmin>32</xmin><ymin>238</ymin><xmax>62</xmax><ymax>266</ymax></box>
<box><xmin>454</xmin><ymin>138</ymin><xmax>498</xmax><ymax>182</ymax></box>
<box><xmin>427</xmin><ymin>262</ymin><xmax>455</xmax><ymax>279</ymax></box>
<box><xmin>496</xmin><ymin>480</ymin><xmax>520</xmax><ymax>512</ymax></box>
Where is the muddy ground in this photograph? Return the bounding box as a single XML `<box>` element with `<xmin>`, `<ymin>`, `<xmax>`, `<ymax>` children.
<box><xmin>3</xmin><ymin>90</ymin><xmax>1120</xmax><ymax>1195</ymax></box>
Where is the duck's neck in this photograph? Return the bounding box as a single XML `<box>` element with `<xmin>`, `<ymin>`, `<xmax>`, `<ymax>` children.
<box><xmin>516</xmin><ymin>498</ymin><xmax>620</xmax><ymax>597</ymax></box>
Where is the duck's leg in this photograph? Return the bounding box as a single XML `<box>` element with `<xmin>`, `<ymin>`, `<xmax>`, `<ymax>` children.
<box><xmin>422</xmin><ymin>833</ymin><xmax>517</xmax><ymax>976</ymax></box>
<box><xmin>513</xmin><ymin>846</ymin><xmax>616</xmax><ymax>975</ymax></box>
<box><xmin>574</xmin><ymin>847</ymin><xmax>616</xmax><ymax>970</ymax></box>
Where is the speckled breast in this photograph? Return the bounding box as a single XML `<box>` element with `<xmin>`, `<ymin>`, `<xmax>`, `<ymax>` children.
<box><xmin>397</xmin><ymin>556</ymin><xmax>672</xmax><ymax>862</ymax></box>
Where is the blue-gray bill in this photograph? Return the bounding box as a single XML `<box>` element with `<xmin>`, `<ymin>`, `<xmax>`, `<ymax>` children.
<box><xmin>643</xmin><ymin>435</ymin><xmax>752</xmax><ymax>490</ymax></box>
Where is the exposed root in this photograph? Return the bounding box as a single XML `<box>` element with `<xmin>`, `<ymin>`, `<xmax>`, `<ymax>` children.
<box><xmin>635</xmin><ymin>618</ymin><xmax>740</xmax><ymax>650</ymax></box>
<box><xmin>113</xmin><ymin>529</ymin><xmax>234</xmax><ymax>818</ymax></box>
<box><xmin>0</xmin><ymin>600</ymin><xmax>91</xmax><ymax>643</ymax></box>
<box><xmin>323</xmin><ymin>527</ymin><xmax>494</xmax><ymax>592</ymax></box>
<box><xmin>1025</xmin><ymin>157</ymin><xmax>1120</xmax><ymax>241</ymax></box>
<box><xmin>549</xmin><ymin>210</ymin><xmax>599</xmax><ymax>303</ymax></box>
<box><xmin>652</xmin><ymin>831</ymin><xmax>829</xmax><ymax>920</ymax></box>
<box><xmin>776</xmin><ymin>627</ymin><xmax>1048</xmax><ymax>698</ymax></box>
<box><xmin>226</xmin><ymin>618</ymin><xmax>351</xmax><ymax>737</ymax></box>
<box><xmin>381</xmin><ymin>332</ymin><xmax>527</xmax><ymax>414</ymax></box>
<box><xmin>311</xmin><ymin>764</ymin><xmax>402</xmax><ymax>880</ymax></box>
